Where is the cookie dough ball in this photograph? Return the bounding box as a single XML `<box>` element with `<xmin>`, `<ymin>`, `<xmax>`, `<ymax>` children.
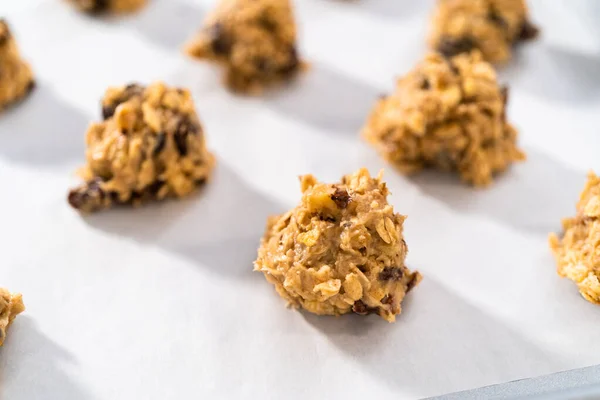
<box><xmin>549</xmin><ymin>172</ymin><xmax>600</xmax><ymax>304</ymax></box>
<box><xmin>0</xmin><ymin>288</ymin><xmax>25</xmax><ymax>346</ymax></box>
<box><xmin>68</xmin><ymin>82</ymin><xmax>215</xmax><ymax>213</ymax></box>
<box><xmin>185</xmin><ymin>0</ymin><xmax>304</xmax><ymax>94</ymax></box>
<box><xmin>254</xmin><ymin>168</ymin><xmax>421</xmax><ymax>322</ymax></box>
<box><xmin>429</xmin><ymin>0</ymin><xmax>539</xmax><ymax>63</ymax></box>
<box><xmin>363</xmin><ymin>51</ymin><xmax>525</xmax><ymax>186</ymax></box>
<box><xmin>0</xmin><ymin>20</ymin><xmax>35</xmax><ymax>111</ymax></box>
<box><xmin>68</xmin><ymin>0</ymin><xmax>147</xmax><ymax>13</ymax></box>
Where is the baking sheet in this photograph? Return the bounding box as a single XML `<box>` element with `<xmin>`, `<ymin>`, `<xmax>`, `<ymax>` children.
<box><xmin>1</xmin><ymin>0</ymin><xmax>600</xmax><ymax>399</ymax></box>
<box><xmin>433</xmin><ymin>365</ymin><xmax>600</xmax><ymax>400</ymax></box>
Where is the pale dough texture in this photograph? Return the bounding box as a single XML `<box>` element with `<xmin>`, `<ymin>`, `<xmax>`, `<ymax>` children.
<box><xmin>363</xmin><ymin>51</ymin><xmax>524</xmax><ymax>187</ymax></box>
<box><xmin>429</xmin><ymin>0</ymin><xmax>539</xmax><ymax>63</ymax></box>
<box><xmin>185</xmin><ymin>0</ymin><xmax>304</xmax><ymax>93</ymax></box>
<box><xmin>255</xmin><ymin>168</ymin><xmax>421</xmax><ymax>322</ymax></box>
<box><xmin>0</xmin><ymin>288</ymin><xmax>25</xmax><ymax>346</ymax></box>
<box><xmin>550</xmin><ymin>172</ymin><xmax>600</xmax><ymax>304</ymax></box>
<box><xmin>68</xmin><ymin>82</ymin><xmax>215</xmax><ymax>213</ymax></box>
<box><xmin>0</xmin><ymin>20</ymin><xmax>35</xmax><ymax>111</ymax></box>
<box><xmin>68</xmin><ymin>0</ymin><xmax>147</xmax><ymax>13</ymax></box>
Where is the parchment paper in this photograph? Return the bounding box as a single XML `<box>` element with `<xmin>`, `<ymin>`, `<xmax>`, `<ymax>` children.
<box><xmin>1</xmin><ymin>1</ymin><xmax>599</xmax><ymax>399</ymax></box>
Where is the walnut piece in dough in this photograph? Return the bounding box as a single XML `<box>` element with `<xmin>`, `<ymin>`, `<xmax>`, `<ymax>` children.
<box><xmin>0</xmin><ymin>288</ymin><xmax>25</xmax><ymax>346</ymax></box>
<box><xmin>429</xmin><ymin>0</ymin><xmax>539</xmax><ymax>63</ymax></box>
<box><xmin>549</xmin><ymin>172</ymin><xmax>600</xmax><ymax>305</ymax></box>
<box><xmin>0</xmin><ymin>20</ymin><xmax>35</xmax><ymax>111</ymax></box>
<box><xmin>68</xmin><ymin>82</ymin><xmax>215</xmax><ymax>213</ymax></box>
<box><xmin>185</xmin><ymin>0</ymin><xmax>304</xmax><ymax>94</ymax></box>
<box><xmin>68</xmin><ymin>0</ymin><xmax>147</xmax><ymax>13</ymax></box>
<box><xmin>363</xmin><ymin>51</ymin><xmax>525</xmax><ymax>186</ymax></box>
<box><xmin>254</xmin><ymin>168</ymin><xmax>421</xmax><ymax>322</ymax></box>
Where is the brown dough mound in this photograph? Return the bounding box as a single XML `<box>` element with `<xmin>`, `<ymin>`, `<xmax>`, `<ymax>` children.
<box><xmin>68</xmin><ymin>0</ymin><xmax>147</xmax><ymax>14</ymax></box>
<box><xmin>363</xmin><ymin>51</ymin><xmax>525</xmax><ymax>186</ymax></box>
<box><xmin>0</xmin><ymin>20</ymin><xmax>35</xmax><ymax>110</ymax></box>
<box><xmin>429</xmin><ymin>0</ymin><xmax>539</xmax><ymax>63</ymax></box>
<box><xmin>254</xmin><ymin>168</ymin><xmax>421</xmax><ymax>322</ymax></box>
<box><xmin>185</xmin><ymin>0</ymin><xmax>304</xmax><ymax>93</ymax></box>
<box><xmin>549</xmin><ymin>172</ymin><xmax>600</xmax><ymax>304</ymax></box>
<box><xmin>0</xmin><ymin>288</ymin><xmax>25</xmax><ymax>346</ymax></box>
<box><xmin>68</xmin><ymin>82</ymin><xmax>215</xmax><ymax>213</ymax></box>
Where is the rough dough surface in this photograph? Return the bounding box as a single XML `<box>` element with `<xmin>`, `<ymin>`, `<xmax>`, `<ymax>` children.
<box><xmin>549</xmin><ymin>172</ymin><xmax>600</xmax><ymax>305</ymax></box>
<box><xmin>363</xmin><ymin>51</ymin><xmax>525</xmax><ymax>186</ymax></box>
<box><xmin>429</xmin><ymin>0</ymin><xmax>539</xmax><ymax>63</ymax></box>
<box><xmin>185</xmin><ymin>0</ymin><xmax>304</xmax><ymax>93</ymax></box>
<box><xmin>0</xmin><ymin>288</ymin><xmax>25</xmax><ymax>346</ymax></box>
<box><xmin>68</xmin><ymin>82</ymin><xmax>215</xmax><ymax>213</ymax></box>
<box><xmin>0</xmin><ymin>20</ymin><xmax>35</xmax><ymax>110</ymax></box>
<box><xmin>254</xmin><ymin>168</ymin><xmax>421</xmax><ymax>322</ymax></box>
<box><xmin>68</xmin><ymin>0</ymin><xmax>147</xmax><ymax>13</ymax></box>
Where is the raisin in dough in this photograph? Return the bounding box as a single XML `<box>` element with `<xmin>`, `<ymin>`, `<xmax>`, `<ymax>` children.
<box><xmin>68</xmin><ymin>0</ymin><xmax>147</xmax><ymax>13</ymax></box>
<box><xmin>0</xmin><ymin>288</ymin><xmax>25</xmax><ymax>346</ymax></box>
<box><xmin>185</xmin><ymin>0</ymin><xmax>304</xmax><ymax>93</ymax></box>
<box><xmin>68</xmin><ymin>82</ymin><xmax>215</xmax><ymax>213</ymax></box>
<box><xmin>0</xmin><ymin>20</ymin><xmax>34</xmax><ymax>110</ymax></box>
<box><xmin>429</xmin><ymin>0</ymin><xmax>539</xmax><ymax>63</ymax></box>
<box><xmin>363</xmin><ymin>51</ymin><xmax>525</xmax><ymax>186</ymax></box>
<box><xmin>255</xmin><ymin>168</ymin><xmax>421</xmax><ymax>322</ymax></box>
<box><xmin>549</xmin><ymin>172</ymin><xmax>600</xmax><ymax>304</ymax></box>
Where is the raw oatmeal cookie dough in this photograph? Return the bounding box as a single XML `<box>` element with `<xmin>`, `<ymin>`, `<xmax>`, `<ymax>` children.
<box><xmin>0</xmin><ymin>288</ymin><xmax>25</xmax><ymax>346</ymax></box>
<box><xmin>0</xmin><ymin>20</ymin><xmax>35</xmax><ymax>110</ymax></box>
<box><xmin>68</xmin><ymin>82</ymin><xmax>215</xmax><ymax>213</ymax></box>
<box><xmin>363</xmin><ymin>51</ymin><xmax>525</xmax><ymax>186</ymax></box>
<box><xmin>254</xmin><ymin>168</ymin><xmax>421</xmax><ymax>322</ymax></box>
<box><xmin>185</xmin><ymin>0</ymin><xmax>304</xmax><ymax>93</ymax></box>
<box><xmin>429</xmin><ymin>0</ymin><xmax>539</xmax><ymax>63</ymax></box>
<box><xmin>68</xmin><ymin>0</ymin><xmax>147</xmax><ymax>13</ymax></box>
<box><xmin>549</xmin><ymin>172</ymin><xmax>600</xmax><ymax>304</ymax></box>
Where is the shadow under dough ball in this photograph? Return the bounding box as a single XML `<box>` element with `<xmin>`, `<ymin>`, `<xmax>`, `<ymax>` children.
<box><xmin>68</xmin><ymin>82</ymin><xmax>215</xmax><ymax>213</ymax></box>
<box><xmin>362</xmin><ymin>51</ymin><xmax>525</xmax><ymax>187</ymax></box>
<box><xmin>254</xmin><ymin>168</ymin><xmax>421</xmax><ymax>323</ymax></box>
<box><xmin>185</xmin><ymin>0</ymin><xmax>305</xmax><ymax>94</ymax></box>
<box><xmin>0</xmin><ymin>19</ymin><xmax>35</xmax><ymax>111</ymax></box>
